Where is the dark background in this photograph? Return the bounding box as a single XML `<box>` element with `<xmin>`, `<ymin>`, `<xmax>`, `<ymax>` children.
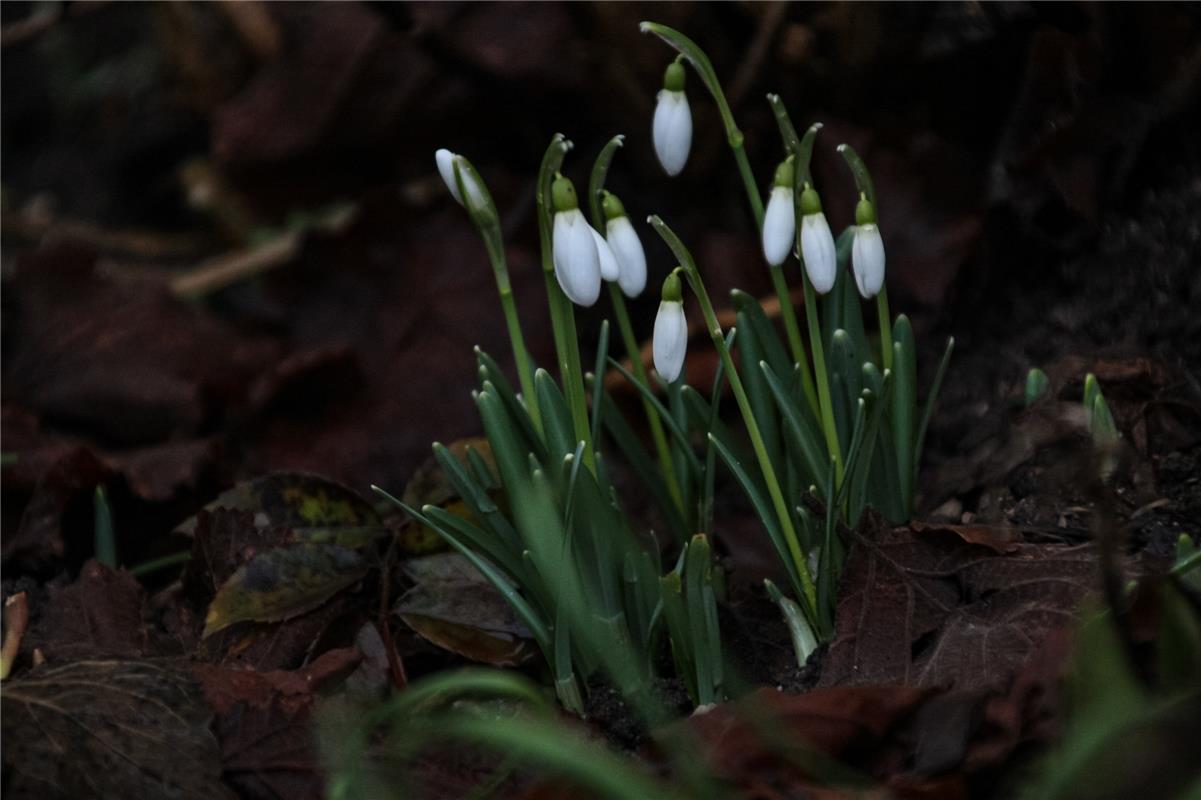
<box><xmin>3</xmin><ymin>0</ymin><xmax>1199</xmax><ymax>567</ymax></box>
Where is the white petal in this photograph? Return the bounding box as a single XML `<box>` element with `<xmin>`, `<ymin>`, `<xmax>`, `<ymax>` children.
<box><xmin>653</xmin><ymin>300</ymin><xmax>688</xmax><ymax>382</ymax></box>
<box><xmin>435</xmin><ymin>149</ymin><xmax>462</xmax><ymax>204</ymax></box>
<box><xmin>852</xmin><ymin>224</ymin><xmax>885</xmax><ymax>299</ymax></box>
<box><xmin>606</xmin><ymin>216</ymin><xmax>647</xmax><ymax>298</ymax></box>
<box><xmin>591</xmin><ymin>227</ymin><xmax>621</xmax><ymax>282</ymax></box>
<box><xmin>800</xmin><ymin>213</ymin><xmax>837</xmax><ymax>294</ymax></box>
<box><xmin>761</xmin><ymin>186</ymin><xmax>796</xmax><ymax>266</ymax></box>
<box><xmin>652</xmin><ymin>90</ymin><xmax>692</xmax><ymax>176</ymax></box>
<box><xmin>553</xmin><ymin>209</ymin><xmax>601</xmax><ymax>307</ymax></box>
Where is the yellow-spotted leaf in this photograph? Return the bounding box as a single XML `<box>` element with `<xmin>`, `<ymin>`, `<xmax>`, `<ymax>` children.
<box><xmin>202</xmin><ymin>543</ymin><xmax>368</xmax><ymax>638</ymax></box>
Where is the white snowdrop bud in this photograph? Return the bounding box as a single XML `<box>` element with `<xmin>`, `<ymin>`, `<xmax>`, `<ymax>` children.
<box><xmin>799</xmin><ymin>185</ymin><xmax>837</xmax><ymax>294</ymax></box>
<box><xmin>762</xmin><ymin>158</ymin><xmax>796</xmax><ymax>267</ymax></box>
<box><xmin>850</xmin><ymin>196</ymin><xmax>884</xmax><ymax>299</ymax></box>
<box><xmin>653</xmin><ymin>272</ymin><xmax>687</xmax><ymax>383</ymax></box>
<box><xmin>551</xmin><ymin>175</ymin><xmax>601</xmax><ymax>307</ymax></box>
<box><xmin>603</xmin><ymin>192</ymin><xmax>647</xmax><ymax>298</ymax></box>
<box><xmin>434</xmin><ymin>149</ymin><xmax>486</xmax><ymax>211</ymax></box>
<box><xmin>652</xmin><ymin>61</ymin><xmax>692</xmax><ymax>177</ymax></box>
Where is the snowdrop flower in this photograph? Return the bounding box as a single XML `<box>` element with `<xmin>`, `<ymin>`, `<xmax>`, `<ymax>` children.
<box><xmin>591</xmin><ymin>226</ymin><xmax>621</xmax><ymax>283</ymax></box>
<box><xmin>603</xmin><ymin>192</ymin><xmax>647</xmax><ymax>298</ymax></box>
<box><xmin>653</xmin><ymin>271</ymin><xmax>687</xmax><ymax>383</ymax></box>
<box><xmin>434</xmin><ymin>148</ymin><xmax>486</xmax><ymax>211</ymax></box>
<box><xmin>851</xmin><ymin>194</ymin><xmax>885</xmax><ymax>299</ymax></box>
<box><xmin>652</xmin><ymin>60</ymin><xmax>691</xmax><ymax>176</ymax></box>
<box><xmin>799</xmin><ymin>184</ymin><xmax>837</xmax><ymax>294</ymax></box>
<box><xmin>551</xmin><ymin>175</ymin><xmax>601</xmax><ymax>307</ymax></box>
<box><xmin>761</xmin><ymin>157</ymin><xmax>796</xmax><ymax>267</ymax></box>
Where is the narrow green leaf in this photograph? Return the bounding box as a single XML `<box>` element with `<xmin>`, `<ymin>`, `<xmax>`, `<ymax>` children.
<box><xmin>760</xmin><ymin>360</ymin><xmax>827</xmax><ymax>494</ymax></box>
<box><xmin>708</xmin><ymin>432</ymin><xmax>803</xmax><ymax>599</ymax></box>
<box><xmin>535</xmin><ymin>369</ymin><xmax>578</xmax><ymax>460</ymax></box>
<box><xmin>373</xmin><ymin>487</ymin><xmax>551</xmax><ymax>654</ymax></box>
<box><xmin>589</xmin><ymin>320</ymin><xmax>611</xmax><ymax>447</ymax></box>
<box><xmin>607</xmin><ymin>357</ymin><xmax>705</xmax><ymax>477</ymax></box>
<box><xmin>93</xmin><ymin>485</ymin><xmax>117</xmax><ymax>568</ymax></box>
<box><xmin>914</xmin><ymin>336</ymin><xmax>954</xmax><ymax>474</ymax></box>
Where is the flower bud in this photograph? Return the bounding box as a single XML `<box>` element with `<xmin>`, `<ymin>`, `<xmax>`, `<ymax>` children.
<box><xmin>799</xmin><ymin>185</ymin><xmax>836</xmax><ymax>294</ymax></box>
<box><xmin>434</xmin><ymin>149</ymin><xmax>486</xmax><ymax>211</ymax></box>
<box><xmin>653</xmin><ymin>61</ymin><xmax>692</xmax><ymax>176</ymax></box>
<box><xmin>653</xmin><ymin>271</ymin><xmax>687</xmax><ymax>382</ymax></box>
<box><xmin>761</xmin><ymin>158</ymin><xmax>796</xmax><ymax>266</ymax></box>
<box><xmin>603</xmin><ymin>192</ymin><xmax>647</xmax><ymax>298</ymax></box>
<box><xmin>551</xmin><ymin>175</ymin><xmax>601</xmax><ymax>307</ymax></box>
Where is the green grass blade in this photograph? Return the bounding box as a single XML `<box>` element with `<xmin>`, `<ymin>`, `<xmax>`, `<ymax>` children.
<box><xmin>914</xmin><ymin>336</ymin><xmax>954</xmax><ymax>475</ymax></box>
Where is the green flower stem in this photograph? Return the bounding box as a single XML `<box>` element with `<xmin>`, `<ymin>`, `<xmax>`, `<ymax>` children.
<box><xmin>640</xmin><ymin>21</ymin><xmax>763</xmax><ymax>228</ymax></box>
<box><xmin>733</xmin><ymin>145</ymin><xmax>764</xmax><ymax>228</ymax></box>
<box><xmin>453</xmin><ymin>158</ymin><xmax>543</xmax><ymax>436</ymax></box>
<box><xmin>489</xmin><ymin>252</ymin><xmax>542</xmax><ymax>436</ymax></box>
<box><xmin>650</xmin><ymin>216</ymin><xmax>817</xmax><ymax>616</ymax></box>
<box><xmin>802</xmin><ymin>272</ymin><xmax>845</xmax><ymax>489</ymax></box>
<box><xmin>768</xmin><ymin>265</ymin><xmax>820</xmax><ymax>416</ymax></box>
<box><xmin>535</xmin><ymin>135</ymin><xmax>595</xmax><ymax>472</ymax></box>
<box><xmin>876</xmin><ymin>286</ymin><xmax>893</xmax><ymax>371</ymax></box>
<box><xmin>609</xmin><ymin>283</ymin><xmax>686</xmax><ymax>514</ymax></box>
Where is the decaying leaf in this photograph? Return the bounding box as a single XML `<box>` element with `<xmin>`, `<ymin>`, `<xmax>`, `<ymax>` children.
<box><xmin>194</xmin><ymin>648</ymin><xmax>361</xmax><ymax>800</ymax></box>
<box><xmin>178</xmin><ymin>472</ymin><xmax>385</xmax><ymax>547</ymax></box>
<box><xmin>820</xmin><ymin>513</ymin><xmax>1099</xmax><ymax>689</ymax></box>
<box><xmin>395</xmin><ymin>552</ymin><xmax>534</xmax><ymax>667</ymax></box>
<box><xmin>1</xmin><ymin>659</ymin><xmax>233</xmax><ymax>799</ymax></box>
<box><xmin>204</xmin><ymin>543</ymin><xmax>369</xmax><ymax>637</ymax></box>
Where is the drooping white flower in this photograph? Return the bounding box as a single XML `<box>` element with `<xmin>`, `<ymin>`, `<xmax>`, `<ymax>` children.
<box><xmin>761</xmin><ymin>158</ymin><xmax>797</xmax><ymax>266</ymax></box>
<box><xmin>799</xmin><ymin>185</ymin><xmax>837</xmax><ymax>294</ymax></box>
<box><xmin>652</xmin><ymin>61</ymin><xmax>691</xmax><ymax>176</ymax></box>
<box><xmin>551</xmin><ymin>176</ymin><xmax>601</xmax><ymax>307</ymax></box>
<box><xmin>850</xmin><ymin>195</ymin><xmax>884</xmax><ymax>299</ymax></box>
<box><xmin>603</xmin><ymin>192</ymin><xmax>647</xmax><ymax>298</ymax></box>
<box><xmin>434</xmin><ymin>148</ymin><xmax>486</xmax><ymax>211</ymax></box>
<box><xmin>653</xmin><ymin>272</ymin><xmax>687</xmax><ymax>382</ymax></box>
<box><xmin>591</xmin><ymin>226</ymin><xmax>621</xmax><ymax>283</ymax></box>
<box><xmin>852</xmin><ymin>224</ymin><xmax>885</xmax><ymax>299</ymax></box>
<box><xmin>762</xmin><ymin>186</ymin><xmax>795</xmax><ymax>266</ymax></box>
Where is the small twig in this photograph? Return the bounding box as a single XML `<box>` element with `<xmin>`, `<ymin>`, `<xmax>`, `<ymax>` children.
<box><xmin>1</xmin><ymin>592</ymin><xmax>30</xmax><ymax>680</ymax></box>
<box><xmin>169</xmin><ymin>232</ymin><xmax>301</xmax><ymax>299</ymax></box>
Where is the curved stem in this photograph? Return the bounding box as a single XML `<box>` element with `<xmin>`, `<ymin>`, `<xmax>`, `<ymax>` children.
<box><xmin>641</xmin><ymin>21</ymin><xmax>763</xmax><ymax>228</ymax></box>
<box><xmin>802</xmin><ymin>273</ymin><xmax>844</xmax><ymax>488</ymax></box>
<box><xmin>650</xmin><ymin>216</ymin><xmax>818</xmax><ymax>618</ymax></box>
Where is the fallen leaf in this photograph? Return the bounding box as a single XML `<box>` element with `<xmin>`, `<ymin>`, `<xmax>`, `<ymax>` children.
<box><xmin>194</xmin><ymin>648</ymin><xmax>360</xmax><ymax>800</ymax></box>
<box><xmin>23</xmin><ymin>560</ymin><xmax>149</xmax><ymax>662</ymax></box>
<box><xmin>204</xmin><ymin>542</ymin><xmax>369</xmax><ymax>637</ymax></box>
<box><xmin>1</xmin><ymin>659</ymin><xmax>233</xmax><ymax>799</ymax></box>
<box><xmin>177</xmin><ymin>472</ymin><xmax>385</xmax><ymax>544</ymax></box>
<box><xmin>395</xmin><ymin>552</ymin><xmax>535</xmax><ymax>667</ymax></box>
<box><xmin>820</xmin><ymin>514</ymin><xmax>1099</xmax><ymax>689</ymax></box>
<box><xmin>908</xmin><ymin>521</ymin><xmax>1024</xmax><ymax>554</ymax></box>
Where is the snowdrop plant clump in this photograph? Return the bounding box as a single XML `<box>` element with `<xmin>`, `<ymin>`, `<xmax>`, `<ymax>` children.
<box><xmin>380</xmin><ymin>131</ymin><xmax>725</xmax><ymax>714</ymax></box>
<box><xmin>640</xmin><ymin>22</ymin><xmax>954</xmax><ymax>646</ymax></box>
<box><xmin>378</xmin><ymin>21</ymin><xmax>955</xmax><ymax>714</ymax></box>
